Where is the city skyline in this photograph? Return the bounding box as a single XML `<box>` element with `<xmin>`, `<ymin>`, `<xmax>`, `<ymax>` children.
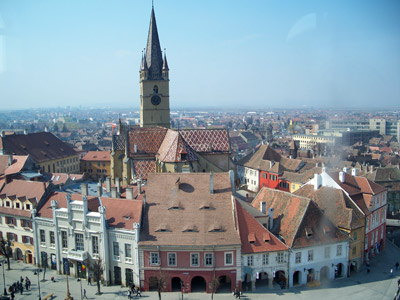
<box><xmin>0</xmin><ymin>0</ymin><xmax>399</xmax><ymax>110</ymax></box>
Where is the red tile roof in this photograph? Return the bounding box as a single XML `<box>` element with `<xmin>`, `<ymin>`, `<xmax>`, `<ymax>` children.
<box><xmin>0</xmin><ymin>179</ymin><xmax>47</xmax><ymax>204</ymax></box>
<box><xmin>236</xmin><ymin>199</ymin><xmax>288</xmax><ymax>254</ymax></box>
<box><xmin>81</xmin><ymin>151</ymin><xmax>111</xmax><ymax>162</ymax></box>
<box><xmin>140</xmin><ymin>172</ymin><xmax>240</xmax><ymax>246</ymax></box>
<box><xmin>1</xmin><ymin>132</ymin><xmax>77</xmax><ymax>163</ymax></box>
<box><xmin>133</xmin><ymin>160</ymin><xmax>155</xmax><ymax>179</ymax></box>
<box><xmin>4</xmin><ymin>155</ymin><xmax>29</xmax><ymax>175</ymax></box>
<box><xmin>180</xmin><ymin>129</ymin><xmax>230</xmax><ymax>153</ymax></box>
<box><xmin>156</xmin><ymin>130</ymin><xmax>197</xmax><ymax>162</ymax></box>
<box><xmin>128</xmin><ymin>127</ymin><xmax>168</xmax><ymax>156</ymax></box>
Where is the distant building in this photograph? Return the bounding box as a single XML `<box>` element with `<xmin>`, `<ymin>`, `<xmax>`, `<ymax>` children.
<box><xmin>0</xmin><ymin>131</ymin><xmax>79</xmax><ymax>174</ymax></box>
<box><xmin>80</xmin><ymin>151</ymin><xmax>111</xmax><ymax>180</ymax></box>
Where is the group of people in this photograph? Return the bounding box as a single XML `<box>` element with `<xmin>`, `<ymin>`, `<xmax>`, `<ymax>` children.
<box><xmin>233</xmin><ymin>288</ymin><xmax>242</xmax><ymax>299</ymax></box>
<box><xmin>127</xmin><ymin>283</ymin><xmax>141</xmax><ymax>299</ymax></box>
<box><xmin>8</xmin><ymin>276</ymin><xmax>31</xmax><ymax>299</ymax></box>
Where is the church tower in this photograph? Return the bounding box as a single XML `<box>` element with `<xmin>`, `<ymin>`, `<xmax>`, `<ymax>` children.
<box><xmin>139</xmin><ymin>7</ymin><xmax>170</xmax><ymax>128</ymax></box>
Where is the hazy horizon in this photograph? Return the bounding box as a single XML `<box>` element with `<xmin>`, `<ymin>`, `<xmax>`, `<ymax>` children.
<box><xmin>1</xmin><ymin>0</ymin><xmax>399</xmax><ymax>110</ymax></box>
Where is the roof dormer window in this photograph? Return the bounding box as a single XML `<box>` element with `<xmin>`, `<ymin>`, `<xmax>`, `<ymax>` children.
<box><xmin>305</xmin><ymin>227</ymin><xmax>313</xmax><ymax>238</ymax></box>
<box><xmin>248</xmin><ymin>233</ymin><xmax>256</xmax><ymax>244</ymax></box>
<box><xmin>208</xmin><ymin>224</ymin><xmax>224</xmax><ymax>232</ymax></box>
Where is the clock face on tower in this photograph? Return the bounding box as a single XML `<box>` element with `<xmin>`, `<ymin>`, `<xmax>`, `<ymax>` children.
<box><xmin>151</xmin><ymin>95</ymin><xmax>161</xmax><ymax>106</ymax></box>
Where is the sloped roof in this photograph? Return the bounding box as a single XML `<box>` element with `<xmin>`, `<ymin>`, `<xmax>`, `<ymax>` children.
<box><xmin>1</xmin><ymin>132</ymin><xmax>77</xmax><ymax>163</ymax></box>
<box><xmin>0</xmin><ymin>155</ymin><xmax>29</xmax><ymax>176</ymax></box>
<box><xmin>128</xmin><ymin>127</ymin><xmax>168</xmax><ymax>156</ymax></box>
<box><xmin>140</xmin><ymin>172</ymin><xmax>240</xmax><ymax>246</ymax></box>
<box><xmin>179</xmin><ymin>129</ymin><xmax>230</xmax><ymax>153</ymax></box>
<box><xmin>37</xmin><ymin>191</ymin><xmax>142</xmax><ymax>229</ymax></box>
<box><xmin>133</xmin><ymin>160</ymin><xmax>155</xmax><ymax>179</ymax></box>
<box><xmin>0</xmin><ymin>179</ymin><xmax>47</xmax><ymax>204</ymax></box>
<box><xmin>81</xmin><ymin>151</ymin><xmax>111</xmax><ymax>162</ymax></box>
<box><xmin>294</xmin><ymin>185</ymin><xmax>364</xmax><ymax>231</ymax></box>
<box><xmin>156</xmin><ymin>130</ymin><xmax>197</xmax><ymax>162</ymax></box>
<box><xmin>281</xmin><ymin>167</ymin><xmax>322</xmax><ymax>184</ymax></box>
<box><xmin>236</xmin><ymin>199</ymin><xmax>288</xmax><ymax>254</ymax></box>
<box><xmin>371</xmin><ymin>167</ymin><xmax>400</xmax><ymax>183</ymax></box>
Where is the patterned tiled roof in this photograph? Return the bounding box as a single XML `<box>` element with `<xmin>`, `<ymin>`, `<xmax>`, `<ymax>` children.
<box><xmin>128</xmin><ymin>127</ymin><xmax>168</xmax><ymax>156</ymax></box>
<box><xmin>113</xmin><ymin>134</ymin><xmax>125</xmax><ymax>151</ymax></box>
<box><xmin>133</xmin><ymin>160</ymin><xmax>156</xmax><ymax>179</ymax></box>
<box><xmin>179</xmin><ymin>129</ymin><xmax>230</xmax><ymax>153</ymax></box>
<box><xmin>157</xmin><ymin>130</ymin><xmax>197</xmax><ymax>162</ymax></box>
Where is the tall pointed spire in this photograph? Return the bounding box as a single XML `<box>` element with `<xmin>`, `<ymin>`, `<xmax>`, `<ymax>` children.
<box><xmin>162</xmin><ymin>49</ymin><xmax>169</xmax><ymax>70</ymax></box>
<box><xmin>145</xmin><ymin>7</ymin><xmax>163</xmax><ymax>79</ymax></box>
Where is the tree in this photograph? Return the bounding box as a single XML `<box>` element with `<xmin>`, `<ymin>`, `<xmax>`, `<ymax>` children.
<box><xmin>0</xmin><ymin>238</ymin><xmax>13</xmax><ymax>270</ymax></box>
<box><xmin>149</xmin><ymin>270</ymin><xmax>169</xmax><ymax>300</ymax></box>
<box><xmin>41</xmin><ymin>252</ymin><xmax>48</xmax><ymax>281</ymax></box>
<box><xmin>210</xmin><ymin>277</ymin><xmax>220</xmax><ymax>300</ymax></box>
<box><xmin>88</xmin><ymin>258</ymin><xmax>104</xmax><ymax>295</ymax></box>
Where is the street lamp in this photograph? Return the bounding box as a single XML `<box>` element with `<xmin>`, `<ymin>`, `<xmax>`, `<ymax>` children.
<box><xmin>34</xmin><ymin>269</ymin><xmax>42</xmax><ymax>300</ymax></box>
<box><xmin>0</xmin><ymin>259</ymin><xmax>7</xmax><ymax>296</ymax></box>
<box><xmin>77</xmin><ymin>278</ymin><xmax>83</xmax><ymax>300</ymax></box>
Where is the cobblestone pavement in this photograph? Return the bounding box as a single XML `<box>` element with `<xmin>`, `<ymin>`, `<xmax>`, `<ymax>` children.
<box><xmin>1</xmin><ymin>241</ymin><xmax>400</xmax><ymax>300</ymax></box>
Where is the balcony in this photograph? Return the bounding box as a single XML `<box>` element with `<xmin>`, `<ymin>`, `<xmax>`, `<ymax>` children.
<box><xmin>67</xmin><ymin>249</ymin><xmax>88</xmax><ymax>261</ymax></box>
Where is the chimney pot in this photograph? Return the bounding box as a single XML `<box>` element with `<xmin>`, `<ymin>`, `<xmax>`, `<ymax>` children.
<box><xmin>210</xmin><ymin>172</ymin><xmax>214</xmax><ymax>195</ymax></box>
<box><xmin>268</xmin><ymin>208</ymin><xmax>274</xmax><ymax>230</ymax></box>
<box><xmin>111</xmin><ymin>187</ymin><xmax>118</xmax><ymax>198</ymax></box>
<box><xmin>81</xmin><ymin>183</ymin><xmax>88</xmax><ymax>197</ymax></box>
<box><xmin>339</xmin><ymin>171</ymin><xmax>345</xmax><ymax>183</ymax></box>
<box><xmin>115</xmin><ymin>177</ymin><xmax>121</xmax><ymax>193</ymax></box>
<box><xmin>126</xmin><ymin>187</ymin><xmax>133</xmax><ymax>200</ymax></box>
<box><xmin>137</xmin><ymin>178</ymin><xmax>142</xmax><ymax>195</ymax></box>
<box><xmin>106</xmin><ymin>177</ymin><xmax>111</xmax><ymax>193</ymax></box>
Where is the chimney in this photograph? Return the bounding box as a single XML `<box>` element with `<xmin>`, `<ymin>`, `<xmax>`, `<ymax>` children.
<box><xmin>82</xmin><ymin>195</ymin><xmax>88</xmax><ymax>227</ymax></box>
<box><xmin>106</xmin><ymin>177</ymin><xmax>111</xmax><ymax>193</ymax></box>
<box><xmin>314</xmin><ymin>173</ymin><xmax>322</xmax><ymax>190</ymax></box>
<box><xmin>268</xmin><ymin>208</ymin><xmax>274</xmax><ymax>230</ymax></box>
<box><xmin>351</xmin><ymin>168</ymin><xmax>358</xmax><ymax>176</ymax></box>
<box><xmin>0</xmin><ymin>131</ymin><xmax>4</xmax><ymax>138</ymax></box>
<box><xmin>126</xmin><ymin>187</ymin><xmax>133</xmax><ymax>200</ymax></box>
<box><xmin>97</xmin><ymin>182</ymin><xmax>102</xmax><ymax>197</ymax></box>
<box><xmin>137</xmin><ymin>178</ymin><xmax>142</xmax><ymax>194</ymax></box>
<box><xmin>115</xmin><ymin>177</ymin><xmax>121</xmax><ymax>194</ymax></box>
<box><xmin>210</xmin><ymin>172</ymin><xmax>214</xmax><ymax>195</ymax></box>
<box><xmin>23</xmin><ymin>129</ymin><xmax>28</xmax><ymax>135</ymax></box>
<box><xmin>270</xmin><ymin>161</ymin><xmax>274</xmax><ymax>168</ymax></box>
<box><xmin>339</xmin><ymin>171</ymin><xmax>345</xmax><ymax>183</ymax></box>
<box><xmin>7</xmin><ymin>155</ymin><xmax>13</xmax><ymax>167</ymax></box>
<box><xmin>134</xmin><ymin>144</ymin><xmax>137</xmax><ymax>153</ymax></box>
<box><xmin>45</xmin><ymin>126</ymin><xmax>48</xmax><ymax>132</ymax></box>
<box><xmin>343</xmin><ymin>167</ymin><xmax>349</xmax><ymax>174</ymax></box>
<box><xmin>229</xmin><ymin>170</ymin><xmax>235</xmax><ymax>194</ymax></box>
<box><xmin>370</xmin><ymin>165</ymin><xmax>375</xmax><ymax>173</ymax></box>
<box><xmin>260</xmin><ymin>201</ymin><xmax>266</xmax><ymax>214</ymax></box>
<box><xmin>143</xmin><ymin>193</ymin><xmax>146</xmax><ymax>207</ymax></box>
<box><xmin>66</xmin><ymin>194</ymin><xmax>72</xmax><ymax>224</ymax></box>
<box><xmin>111</xmin><ymin>187</ymin><xmax>118</xmax><ymax>198</ymax></box>
<box><xmin>81</xmin><ymin>183</ymin><xmax>88</xmax><ymax>197</ymax></box>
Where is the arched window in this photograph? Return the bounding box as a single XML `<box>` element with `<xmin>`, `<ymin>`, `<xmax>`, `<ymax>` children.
<box><xmin>153</xmin><ymin>85</ymin><xmax>158</xmax><ymax>94</ymax></box>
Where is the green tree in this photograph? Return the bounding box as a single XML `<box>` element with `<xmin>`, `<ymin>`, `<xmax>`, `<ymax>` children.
<box><xmin>0</xmin><ymin>238</ymin><xmax>13</xmax><ymax>270</ymax></box>
<box><xmin>88</xmin><ymin>258</ymin><xmax>104</xmax><ymax>295</ymax></box>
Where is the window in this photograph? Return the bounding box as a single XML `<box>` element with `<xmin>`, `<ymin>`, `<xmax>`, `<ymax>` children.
<box><xmin>26</xmin><ymin>204</ymin><xmax>31</xmax><ymax>210</ymax></box>
<box><xmin>168</xmin><ymin>253</ymin><xmax>177</xmax><ymax>266</ymax></box>
<box><xmin>336</xmin><ymin>245</ymin><xmax>342</xmax><ymax>256</ymax></box>
<box><xmin>49</xmin><ymin>231</ymin><xmax>55</xmax><ymax>248</ymax></box>
<box><xmin>308</xmin><ymin>250</ymin><xmax>314</xmax><ymax>262</ymax></box>
<box><xmin>295</xmin><ymin>252</ymin><xmax>301</xmax><ymax>264</ymax></box>
<box><xmin>353</xmin><ymin>231</ymin><xmax>358</xmax><ymax>241</ymax></box>
<box><xmin>6</xmin><ymin>216</ymin><xmax>15</xmax><ymax>226</ymax></box>
<box><xmin>277</xmin><ymin>252</ymin><xmax>284</xmax><ymax>263</ymax></box>
<box><xmin>40</xmin><ymin>229</ymin><xmax>46</xmax><ymax>246</ymax></box>
<box><xmin>75</xmin><ymin>233</ymin><xmax>84</xmax><ymax>251</ymax></box>
<box><xmin>62</xmin><ymin>231</ymin><xmax>68</xmax><ymax>250</ymax></box>
<box><xmin>247</xmin><ymin>255</ymin><xmax>254</xmax><ymax>266</ymax></box>
<box><xmin>225</xmin><ymin>252</ymin><xmax>233</xmax><ymax>266</ymax></box>
<box><xmin>324</xmin><ymin>247</ymin><xmax>330</xmax><ymax>258</ymax></box>
<box><xmin>150</xmin><ymin>252</ymin><xmax>160</xmax><ymax>265</ymax></box>
<box><xmin>15</xmin><ymin>202</ymin><xmax>20</xmax><ymax>209</ymax></box>
<box><xmin>352</xmin><ymin>246</ymin><xmax>357</xmax><ymax>255</ymax></box>
<box><xmin>125</xmin><ymin>244</ymin><xmax>132</xmax><ymax>263</ymax></box>
<box><xmin>205</xmin><ymin>253</ymin><xmax>213</xmax><ymax>266</ymax></box>
<box><xmin>262</xmin><ymin>254</ymin><xmax>269</xmax><ymax>265</ymax></box>
<box><xmin>92</xmin><ymin>236</ymin><xmax>99</xmax><ymax>256</ymax></box>
<box><xmin>191</xmin><ymin>253</ymin><xmax>199</xmax><ymax>266</ymax></box>
<box><xmin>113</xmin><ymin>242</ymin><xmax>120</xmax><ymax>260</ymax></box>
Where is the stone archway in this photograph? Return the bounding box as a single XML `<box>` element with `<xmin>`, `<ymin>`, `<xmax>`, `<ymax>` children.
<box><xmin>293</xmin><ymin>270</ymin><xmax>301</xmax><ymax>286</ymax></box>
<box><xmin>255</xmin><ymin>272</ymin><xmax>268</xmax><ymax>289</ymax></box>
<box><xmin>242</xmin><ymin>273</ymin><xmax>252</xmax><ymax>291</ymax></box>
<box><xmin>320</xmin><ymin>266</ymin><xmax>330</xmax><ymax>281</ymax></box>
<box><xmin>274</xmin><ymin>270</ymin><xmax>286</xmax><ymax>289</ymax></box>
<box><xmin>14</xmin><ymin>248</ymin><xmax>23</xmax><ymax>261</ymax></box>
<box><xmin>335</xmin><ymin>263</ymin><xmax>344</xmax><ymax>278</ymax></box>
<box><xmin>307</xmin><ymin>268</ymin><xmax>315</xmax><ymax>283</ymax></box>
<box><xmin>25</xmin><ymin>250</ymin><xmax>33</xmax><ymax>264</ymax></box>
<box><xmin>171</xmin><ymin>277</ymin><xmax>182</xmax><ymax>292</ymax></box>
<box><xmin>191</xmin><ymin>276</ymin><xmax>206</xmax><ymax>292</ymax></box>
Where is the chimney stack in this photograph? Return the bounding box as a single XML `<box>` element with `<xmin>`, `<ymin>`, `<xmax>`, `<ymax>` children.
<box><xmin>45</xmin><ymin>126</ymin><xmax>48</xmax><ymax>132</ymax></box>
<box><xmin>115</xmin><ymin>177</ymin><xmax>121</xmax><ymax>194</ymax></box>
<box><xmin>97</xmin><ymin>182</ymin><xmax>103</xmax><ymax>197</ymax></box>
<box><xmin>229</xmin><ymin>170</ymin><xmax>235</xmax><ymax>194</ymax></box>
<box><xmin>81</xmin><ymin>183</ymin><xmax>88</xmax><ymax>197</ymax></box>
<box><xmin>111</xmin><ymin>187</ymin><xmax>118</xmax><ymax>198</ymax></box>
<box><xmin>23</xmin><ymin>129</ymin><xmax>28</xmax><ymax>135</ymax></box>
<box><xmin>351</xmin><ymin>168</ymin><xmax>358</xmax><ymax>177</ymax></box>
<box><xmin>268</xmin><ymin>208</ymin><xmax>274</xmax><ymax>230</ymax></box>
<box><xmin>137</xmin><ymin>178</ymin><xmax>142</xmax><ymax>195</ymax></box>
<box><xmin>339</xmin><ymin>171</ymin><xmax>345</xmax><ymax>183</ymax></box>
<box><xmin>106</xmin><ymin>177</ymin><xmax>111</xmax><ymax>193</ymax></box>
<box><xmin>260</xmin><ymin>201</ymin><xmax>266</xmax><ymax>214</ymax></box>
<box><xmin>126</xmin><ymin>187</ymin><xmax>133</xmax><ymax>200</ymax></box>
<box><xmin>7</xmin><ymin>155</ymin><xmax>13</xmax><ymax>167</ymax></box>
<box><xmin>314</xmin><ymin>173</ymin><xmax>322</xmax><ymax>190</ymax></box>
<box><xmin>270</xmin><ymin>161</ymin><xmax>274</xmax><ymax>169</ymax></box>
<box><xmin>210</xmin><ymin>172</ymin><xmax>214</xmax><ymax>195</ymax></box>
<box><xmin>143</xmin><ymin>194</ymin><xmax>146</xmax><ymax>207</ymax></box>
<box><xmin>0</xmin><ymin>131</ymin><xmax>4</xmax><ymax>138</ymax></box>
<box><xmin>343</xmin><ymin>167</ymin><xmax>349</xmax><ymax>174</ymax></box>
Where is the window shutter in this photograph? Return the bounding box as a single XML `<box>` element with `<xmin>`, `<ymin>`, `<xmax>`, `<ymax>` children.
<box><xmin>14</xmin><ymin>234</ymin><xmax>18</xmax><ymax>242</ymax></box>
<box><xmin>29</xmin><ymin>221</ymin><xmax>32</xmax><ymax>229</ymax></box>
<box><xmin>20</xmin><ymin>219</ymin><xmax>24</xmax><ymax>227</ymax></box>
<box><xmin>22</xmin><ymin>236</ymin><xmax>26</xmax><ymax>243</ymax></box>
<box><xmin>30</xmin><ymin>237</ymin><xmax>33</xmax><ymax>245</ymax></box>
<box><xmin>13</xmin><ymin>218</ymin><xmax>16</xmax><ymax>226</ymax></box>
<box><xmin>0</xmin><ymin>231</ymin><xmax>2</xmax><ymax>239</ymax></box>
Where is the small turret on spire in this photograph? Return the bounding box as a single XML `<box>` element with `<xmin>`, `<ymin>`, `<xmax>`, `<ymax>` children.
<box><xmin>162</xmin><ymin>48</ymin><xmax>169</xmax><ymax>70</ymax></box>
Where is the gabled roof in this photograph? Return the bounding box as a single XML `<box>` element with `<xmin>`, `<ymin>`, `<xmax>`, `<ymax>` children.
<box><xmin>0</xmin><ymin>179</ymin><xmax>47</xmax><ymax>204</ymax></box>
<box><xmin>251</xmin><ymin>187</ymin><xmax>348</xmax><ymax>248</ymax></box>
<box><xmin>37</xmin><ymin>191</ymin><xmax>142</xmax><ymax>229</ymax></box>
<box><xmin>294</xmin><ymin>185</ymin><xmax>364</xmax><ymax>231</ymax></box>
<box><xmin>156</xmin><ymin>130</ymin><xmax>197</xmax><ymax>162</ymax></box>
<box><xmin>140</xmin><ymin>172</ymin><xmax>240</xmax><ymax>246</ymax></box>
<box><xmin>1</xmin><ymin>132</ymin><xmax>77</xmax><ymax>163</ymax></box>
<box><xmin>0</xmin><ymin>155</ymin><xmax>30</xmax><ymax>176</ymax></box>
<box><xmin>236</xmin><ymin>199</ymin><xmax>288</xmax><ymax>254</ymax></box>
<box><xmin>128</xmin><ymin>127</ymin><xmax>168</xmax><ymax>156</ymax></box>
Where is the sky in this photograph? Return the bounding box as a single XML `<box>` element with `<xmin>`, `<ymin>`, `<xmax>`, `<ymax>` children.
<box><xmin>0</xmin><ymin>0</ymin><xmax>399</xmax><ymax>110</ymax></box>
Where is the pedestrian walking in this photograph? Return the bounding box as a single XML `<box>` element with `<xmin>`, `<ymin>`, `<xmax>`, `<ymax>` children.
<box><xmin>20</xmin><ymin>276</ymin><xmax>24</xmax><ymax>284</ymax></box>
<box><xmin>135</xmin><ymin>286</ymin><xmax>141</xmax><ymax>297</ymax></box>
<box><xmin>128</xmin><ymin>289</ymin><xmax>132</xmax><ymax>300</ymax></box>
<box><xmin>88</xmin><ymin>275</ymin><xmax>91</xmax><ymax>286</ymax></box>
<box><xmin>396</xmin><ymin>262</ymin><xmax>399</xmax><ymax>271</ymax></box>
<box><xmin>10</xmin><ymin>291</ymin><xmax>15</xmax><ymax>300</ymax></box>
<box><xmin>366</xmin><ymin>262</ymin><xmax>371</xmax><ymax>273</ymax></box>
<box><xmin>25</xmin><ymin>280</ymin><xmax>29</xmax><ymax>291</ymax></box>
<box><xmin>20</xmin><ymin>284</ymin><xmax>23</xmax><ymax>295</ymax></box>
<box><xmin>83</xmin><ymin>288</ymin><xmax>88</xmax><ymax>299</ymax></box>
